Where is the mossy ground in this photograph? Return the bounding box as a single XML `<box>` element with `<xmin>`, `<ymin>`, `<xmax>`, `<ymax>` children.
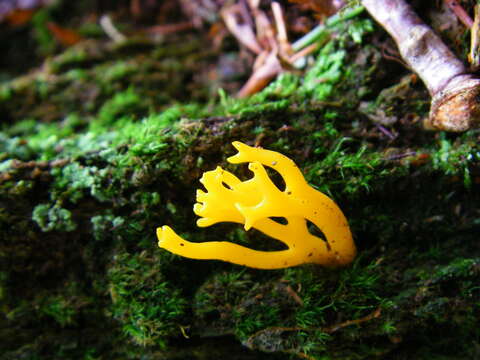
<box><xmin>1</xmin><ymin>7</ymin><xmax>479</xmax><ymax>360</ymax></box>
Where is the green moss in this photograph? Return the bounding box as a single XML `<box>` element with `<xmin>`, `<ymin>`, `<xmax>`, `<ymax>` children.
<box><xmin>305</xmin><ymin>138</ymin><xmax>387</xmax><ymax>196</ymax></box>
<box><xmin>260</xmin><ymin>73</ymin><xmax>301</xmax><ymax>99</ymax></box>
<box><xmin>31</xmin><ymin>9</ymin><xmax>55</xmax><ymax>56</ymax></box>
<box><xmin>107</xmin><ymin>252</ymin><xmax>188</xmax><ymax>348</ymax></box>
<box><xmin>64</xmin><ymin>68</ymin><xmax>89</xmax><ymax>81</ymax></box>
<box><xmin>301</xmin><ymin>42</ymin><xmax>346</xmax><ymax>101</ymax></box>
<box><xmin>101</xmin><ymin>61</ymin><xmax>138</xmax><ymax>83</ymax></box>
<box><xmin>0</xmin><ymin>133</ymin><xmax>35</xmax><ymax>161</ymax></box>
<box><xmin>32</xmin><ymin>203</ymin><xmax>77</xmax><ymax>232</ymax></box>
<box><xmin>432</xmin><ymin>133</ymin><xmax>479</xmax><ymax>187</ymax></box>
<box><xmin>346</xmin><ymin>18</ymin><xmax>375</xmax><ymax>44</ymax></box>
<box><xmin>193</xmin><ymin>270</ymin><xmax>292</xmax><ymax>343</ymax></box>
<box><xmin>217</xmin><ymin>89</ymin><xmax>291</xmax><ymax>116</ymax></box>
<box><xmin>96</xmin><ymin>88</ymin><xmax>145</xmax><ymax>125</ymax></box>
<box><xmin>91</xmin><ymin>214</ymin><xmax>125</xmax><ymax>241</ymax></box>
<box><xmin>39</xmin><ymin>295</ymin><xmax>78</xmax><ymax>326</ymax></box>
<box><xmin>51</xmin><ymin>161</ymin><xmax>116</xmax><ymax>203</ymax></box>
<box><xmin>234</xmin><ymin>301</ymin><xmax>282</xmax><ymax>340</ymax></box>
<box><xmin>431</xmin><ymin>258</ymin><xmax>479</xmax><ymax>281</ymax></box>
<box><xmin>0</xmin><ymin>83</ymin><xmax>12</xmax><ymax>101</ymax></box>
<box><xmin>48</xmin><ymin>47</ymin><xmax>90</xmax><ymax>74</ymax></box>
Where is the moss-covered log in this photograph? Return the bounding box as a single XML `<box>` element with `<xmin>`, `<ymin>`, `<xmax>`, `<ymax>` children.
<box><xmin>1</xmin><ymin>9</ymin><xmax>479</xmax><ymax>360</ymax></box>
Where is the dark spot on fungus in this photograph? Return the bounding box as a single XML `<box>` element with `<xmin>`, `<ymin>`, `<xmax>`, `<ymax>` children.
<box><xmin>308</xmin><ymin>252</ymin><xmax>313</xmax><ymax>257</ymax></box>
<box><xmin>180</xmin><ymin>243</ymin><xmax>184</xmax><ymax>246</ymax></box>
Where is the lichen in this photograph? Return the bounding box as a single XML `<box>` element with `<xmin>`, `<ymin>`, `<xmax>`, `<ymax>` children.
<box><xmin>32</xmin><ymin>203</ymin><xmax>77</xmax><ymax>232</ymax></box>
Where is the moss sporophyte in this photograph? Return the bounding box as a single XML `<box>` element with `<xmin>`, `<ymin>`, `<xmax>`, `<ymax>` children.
<box><xmin>157</xmin><ymin>141</ymin><xmax>356</xmax><ymax>269</ymax></box>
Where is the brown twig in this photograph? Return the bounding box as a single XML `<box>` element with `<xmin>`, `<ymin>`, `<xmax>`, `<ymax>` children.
<box><xmin>221</xmin><ymin>3</ymin><xmax>262</xmax><ymax>54</ymax></box>
<box><xmin>233</xmin><ymin>0</ymin><xmax>284</xmax><ymax>98</ymax></box>
<box><xmin>323</xmin><ymin>307</ymin><xmax>381</xmax><ymax>333</ymax></box>
<box><xmin>284</xmin><ymin>284</ymin><xmax>304</xmax><ymax>306</ymax></box>
<box><xmin>237</xmin><ymin>51</ymin><xmax>282</xmax><ymax>97</ymax></box>
<box><xmin>444</xmin><ymin>0</ymin><xmax>473</xmax><ymax>28</ymax></box>
<box><xmin>144</xmin><ymin>22</ymin><xmax>193</xmax><ymax>35</ymax></box>
<box><xmin>272</xmin><ymin>1</ymin><xmax>292</xmax><ymax>57</ymax></box>
<box><xmin>288</xmin><ymin>42</ymin><xmax>321</xmax><ymax>64</ymax></box>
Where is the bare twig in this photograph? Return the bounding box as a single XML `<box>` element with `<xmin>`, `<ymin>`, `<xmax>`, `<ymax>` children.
<box><xmin>375</xmin><ymin>123</ymin><xmax>396</xmax><ymax>140</ymax></box>
<box><xmin>222</xmin><ymin>3</ymin><xmax>262</xmax><ymax>54</ymax></box>
<box><xmin>226</xmin><ymin>2</ymin><xmax>364</xmax><ymax>98</ymax></box>
<box><xmin>100</xmin><ymin>15</ymin><xmax>126</xmax><ymax>43</ymax></box>
<box><xmin>237</xmin><ymin>51</ymin><xmax>282</xmax><ymax>97</ymax></box>
<box><xmin>444</xmin><ymin>0</ymin><xmax>473</xmax><ymax>28</ymax></box>
<box><xmin>272</xmin><ymin>1</ymin><xmax>292</xmax><ymax>57</ymax></box>
<box><xmin>233</xmin><ymin>0</ymin><xmax>283</xmax><ymax>97</ymax></box>
<box><xmin>362</xmin><ymin>0</ymin><xmax>480</xmax><ymax>131</ymax></box>
<box><xmin>288</xmin><ymin>42</ymin><xmax>321</xmax><ymax>64</ymax></box>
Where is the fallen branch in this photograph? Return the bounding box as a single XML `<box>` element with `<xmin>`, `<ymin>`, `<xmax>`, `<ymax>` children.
<box><xmin>362</xmin><ymin>0</ymin><xmax>480</xmax><ymax>131</ymax></box>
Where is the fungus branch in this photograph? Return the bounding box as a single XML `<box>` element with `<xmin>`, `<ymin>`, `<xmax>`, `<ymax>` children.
<box><xmin>362</xmin><ymin>0</ymin><xmax>480</xmax><ymax>131</ymax></box>
<box><xmin>157</xmin><ymin>142</ymin><xmax>356</xmax><ymax>269</ymax></box>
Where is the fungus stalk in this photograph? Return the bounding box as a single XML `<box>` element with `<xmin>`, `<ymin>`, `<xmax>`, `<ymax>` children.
<box><xmin>362</xmin><ymin>0</ymin><xmax>480</xmax><ymax>131</ymax></box>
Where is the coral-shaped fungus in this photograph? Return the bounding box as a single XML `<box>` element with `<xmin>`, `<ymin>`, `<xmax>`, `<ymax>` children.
<box><xmin>157</xmin><ymin>141</ymin><xmax>356</xmax><ymax>269</ymax></box>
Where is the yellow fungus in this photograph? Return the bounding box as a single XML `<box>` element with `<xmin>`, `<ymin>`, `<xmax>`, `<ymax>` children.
<box><xmin>156</xmin><ymin>141</ymin><xmax>356</xmax><ymax>269</ymax></box>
